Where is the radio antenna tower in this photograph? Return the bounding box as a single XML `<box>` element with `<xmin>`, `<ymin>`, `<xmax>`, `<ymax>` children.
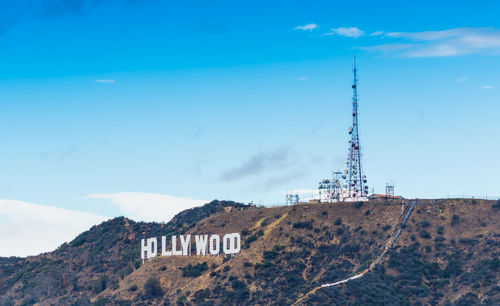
<box><xmin>343</xmin><ymin>57</ymin><xmax>368</xmax><ymax>200</ymax></box>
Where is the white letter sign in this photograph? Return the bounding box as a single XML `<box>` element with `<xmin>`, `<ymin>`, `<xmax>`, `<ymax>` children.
<box><xmin>223</xmin><ymin>233</ymin><xmax>241</xmax><ymax>255</ymax></box>
<box><xmin>140</xmin><ymin>232</ymin><xmax>241</xmax><ymax>262</ymax></box>
<box><xmin>195</xmin><ymin>235</ymin><xmax>208</xmax><ymax>256</ymax></box>
<box><xmin>209</xmin><ymin>235</ymin><xmax>220</xmax><ymax>255</ymax></box>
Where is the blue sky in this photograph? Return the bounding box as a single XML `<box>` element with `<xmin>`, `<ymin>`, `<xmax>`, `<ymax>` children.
<box><xmin>1</xmin><ymin>0</ymin><xmax>500</xmax><ymax>255</ymax></box>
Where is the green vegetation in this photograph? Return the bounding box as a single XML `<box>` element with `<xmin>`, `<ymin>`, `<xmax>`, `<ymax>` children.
<box><xmin>292</xmin><ymin>220</ymin><xmax>314</xmax><ymax>230</ymax></box>
<box><xmin>93</xmin><ymin>274</ymin><xmax>107</xmax><ymax>294</ymax></box>
<box><xmin>0</xmin><ymin>200</ymin><xmax>252</xmax><ymax>305</ymax></box>
<box><xmin>192</xmin><ymin>289</ymin><xmax>210</xmax><ymax>303</ymax></box>
<box><xmin>144</xmin><ymin>277</ymin><xmax>163</xmax><ymax>298</ymax></box>
<box><xmin>419</xmin><ymin>230</ymin><xmax>431</xmax><ymax>239</ymax></box>
<box><xmin>493</xmin><ymin>199</ymin><xmax>500</xmax><ymax>211</ymax></box>
<box><xmin>129</xmin><ymin>284</ymin><xmax>138</xmax><ymax>292</ymax></box>
<box><xmin>1</xmin><ymin>198</ymin><xmax>498</xmax><ymax>305</ymax></box>
<box><xmin>181</xmin><ymin>262</ymin><xmax>208</xmax><ymax>277</ymax></box>
<box><xmin>354</xmin><ymin>201</ymin><xmax>364</xmax><ymax>209</ymax></box>
<box><xmin>435</xmin><ymin>235</ymin><xmax>445</xmax><ymax>242</ymax></box>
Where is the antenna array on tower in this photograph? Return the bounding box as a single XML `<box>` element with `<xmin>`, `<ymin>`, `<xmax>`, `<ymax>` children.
<box><xmin>316</xmin><ymin>57</ymin><xmax>369</xmax><ymax>203</ymax></box>
<box><xmin>343</xmin><ymin>57</ymin><xmax>369</xmax><ymax>201</ymax></box>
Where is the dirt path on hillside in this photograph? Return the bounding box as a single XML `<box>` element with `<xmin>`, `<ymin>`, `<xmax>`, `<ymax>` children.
<box><xmin>292</xmin><ymin>200</ymin><xmax>417</xmax><ymax>305</ymax></box>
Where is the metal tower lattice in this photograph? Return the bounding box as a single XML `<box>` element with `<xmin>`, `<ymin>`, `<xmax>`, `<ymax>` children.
<box><xmin>286</xmin><ymin>193</ymin><xmax>299</xmax><ymax>205</ymax></box>
<box><xmin>385</xmin><ymin>184</ymin><xmax>394</xmax><ymax>197</ymax></box>
<box><xmin>343</xmin><ymin>57</ymin><xmax>368</xmax><ymax>199</ymax></box>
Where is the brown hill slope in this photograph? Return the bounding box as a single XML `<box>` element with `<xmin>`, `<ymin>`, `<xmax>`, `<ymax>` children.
<box><xmin>301</xmin><ymin>199</ymin><xmax>500</xmax><ymax>305</ymax></box>
<box><xmin>1</xmin><ymin>199</ymin><xmax>499</xmax><ymax>305</ymax></box>
<box><xmin>100</xmin><ymin>199</ymin><xmax>499</xmax><ymax>305</ymax></box>
<box><xmin>0</xmin><ymin>200</ymin><xmax>251</xmax><ymax>305</ymax></box>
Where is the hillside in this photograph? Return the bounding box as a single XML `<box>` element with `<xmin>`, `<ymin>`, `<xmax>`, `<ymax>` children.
<box><xmin>0</xmin><ymin>200</ymin><xmax>251</xmax><ymax>305</ymax></box>
<box><xmin>1</xmin><ymin>198</ymin><xmax>499</xmax><ymax>305</ymax></box>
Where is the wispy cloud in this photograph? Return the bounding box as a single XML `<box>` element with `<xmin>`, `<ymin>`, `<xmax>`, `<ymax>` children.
<box><xmin>221</xmin><ymin>146</ymin><xmax>295</xmax><ymax>181</ymax></box>
<box><xmin>252</xmin><ymin>171</ymin><xmax>304</xmax><ymax>192</ymax></box>
<box><xmin>0</xmin><ymin>199</ymin><xmax>106</xmax><ymax>257</ymax></box>
<box><xmin>193</xmin><ymin>126</ymin><xmax>203</xmax><ymax>139</ymax></box>
<box><xmin>370</xmin><ymin>31</ymin><xmax>384</xmax><ymax>36</ymax></box>
<box><xmin>481</xmin><ymin>85</ymin><xmax>493</xmax><ymax>89</ymax></box>
<box><xmin>86</xmin><ymin>192</ymin><xmax>206</xmax><ymax>223</ymax></box>
<box><xmin>40</xmin><ymin>145</ymin><xmax>76</xmax><ymax>161</ymax></box>
<box><xmin>360</xmin><ymin>43</ymin><xmax>415</xmax><ymax>55</ymax></box>
<box><xmin>294</xmin><ymin>23</ymin><xmax>318</xmax><ymax>31</ymax></box>
<box><xmin>297</xmin><ymin>76</ymin><xmax>308</xmax><ymax>81</ymax></box>
<box><xmin>362</xmin><ymin>27</ymin><xmax>500</xmax><ymax>57</ymax></box>
<box><xmin>456</xmin><ymin>76</ymin><xmax>470</xmax><ymax>82</ymax></box>
<box><xmin>325</xmin><ymin>27</ymin><xmax>365</xmax><ymax>38</ymax></box>
<box><xmin>96</xmin><ymin>79</ymin><xmax>116</xmax><ymax>83</ymax></box>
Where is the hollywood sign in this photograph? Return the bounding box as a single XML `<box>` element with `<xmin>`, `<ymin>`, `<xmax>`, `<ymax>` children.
<box><xmin>141</xmin><ymin>233</ymin><xmax>241</xmax><ymax>261</ymax></box>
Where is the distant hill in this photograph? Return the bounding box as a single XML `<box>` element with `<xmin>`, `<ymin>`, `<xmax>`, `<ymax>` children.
<box><xmin>0</xmin><ymin>198</ymin><xmax>499</xmax><ymax>305</ymax></box>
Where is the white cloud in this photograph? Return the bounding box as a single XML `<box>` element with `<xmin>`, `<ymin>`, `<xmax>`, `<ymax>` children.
<box><xmin>385</xmin><ymin>29</ymin><xmax>463</xmax><ymax>40</ymax></box>
<box><xmin>294</xmin><ymin>23</ymin><xmax>318</xmax><ymax>31</ymax></box>
<box><xmin>481</xmin><ymin>85</ymin><xmax>493</xmax><ymax>89</ymax></box>
<box><xmin>370</xmin><ymin>31</ymin><xmax>384</xmax><ymax>36</ymax></box>
<box><xmin>0</xmin><ymin>199</ymin><xmax>107</xmax><ymax>257</ymax></box>
<box><xmin>297</xmin><ymin>76</ymin><xmax>308</xmax><ymax>81</ymax></box>
<box><xmin>95</xmin><ymin>79</ymin><xmax>116</xmax><ymax>83</ymax></box>
<box><xmin>86</xmin><ymin>192</ymin><xmax>206</xmax><ymax>223</ymax></box>
<box><xmin>363</xmin><ymin>27</ymin><xmax>500</xmax><ymax>57</ymax></box>
<box><xmin>360</xmin><ymin>43</ymin><xmax>415</xmax><ymax>55</ymax></box>
<box><xmin>326</xmin><ymin>27</ymin><xmax>365</xmax><ymax>38</ymax></box>
<box><xmin>404</xmin><ymin>44</ymin><xmax>461</xmax><ymax>57</ymax></box>
<box><xmin>456</xmin><ymin>76</ymin><xmax>470</xmax><ymax>82</ymax></box>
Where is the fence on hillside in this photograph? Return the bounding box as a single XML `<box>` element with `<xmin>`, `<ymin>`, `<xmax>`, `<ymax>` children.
<box><xmin>444</xmin><ymin>194</ymin><xmax>500</xmax><ymax>200</ymax></box>
<box><xmin>259</xmin><ymin>194</ymin><xmax>499</xmax><ymax>208</ymax></box>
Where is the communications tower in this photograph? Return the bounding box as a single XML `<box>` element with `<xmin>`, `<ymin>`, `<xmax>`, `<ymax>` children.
<box><xmin>343</xmin><ymin>57</ymin><xmax>368</xmax><ymax>200</ymax></box>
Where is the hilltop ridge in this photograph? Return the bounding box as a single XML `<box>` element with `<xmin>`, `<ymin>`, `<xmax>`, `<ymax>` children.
<box><xmin>0</xmin><ymin>198</ymin><xmax>499</xmax><ymax>305</ymax></box>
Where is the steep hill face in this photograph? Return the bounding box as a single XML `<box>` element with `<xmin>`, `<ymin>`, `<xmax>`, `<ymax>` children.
<box><xmin>0</xmin><ymin>199</ymin><xmax>499</xmax><ymax>305</ymax></box>
<box><xmin>0</xmin><ymin>200</ymin><xmax>251</xmax><ymax>305</ymax></box>
<box><xmin>302</xmin><ymin>199</ymin><xmax>500</xmax><ymax>305</ymax></box>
